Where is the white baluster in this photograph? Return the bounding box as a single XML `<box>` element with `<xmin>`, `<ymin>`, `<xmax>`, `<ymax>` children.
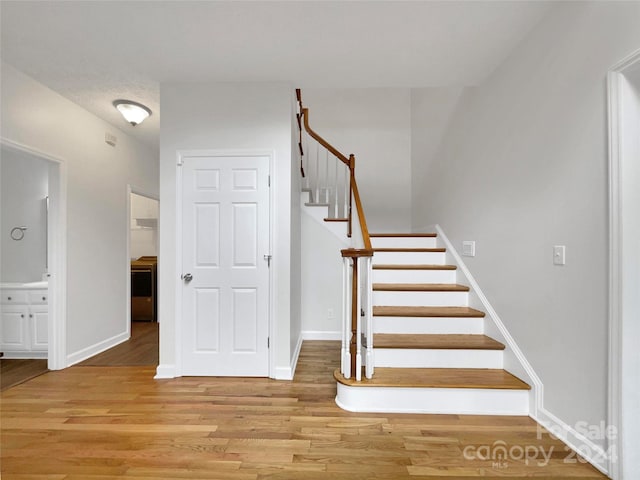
<box><xmin>315</xmin><ymin>142</ymin><xmax>320</xmax><ymax>203</ymax></box>
<box><xmin>304</xmin><ymin>131</ymin><xmax>310</xmax><ymax>190</ymax></box>
<box><xmin>342</xmin><ymin>257</ymin><xmax>351</xmax><ymax>379</ymax></box>
<box><xmin>355</xmin><ymin>257</ymin><xmax>362</xmax><ymax>381</ymax></box>
<box><xmin>325</xmin><ymin>149</ymin><xmax>330</xmax><ymax>205</ymax></box>
<box><xmin>365</xmin><ymin>256</ymin><xmax>374</xmax><ymax>379</ymax></box>
<box><xmin>343</xmin><ymin>165</ymin><xmax>349</xmax><ymax>219</ymax></box>
<box><xmin>334</xmin><ymin>156</ymin><xmax>339</xmax><ymax>218</ymax></box>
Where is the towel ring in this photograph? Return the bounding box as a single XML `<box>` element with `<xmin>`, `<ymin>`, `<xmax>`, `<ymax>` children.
<box><xmin>10</xmin><ymin>226</ymin><xmax>27</xmax><ymax>241</ymax></box>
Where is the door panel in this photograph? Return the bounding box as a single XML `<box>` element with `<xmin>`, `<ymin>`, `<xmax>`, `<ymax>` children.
<box><xmin>181</xmin><ymin>155</ymin><xmax>269</xmax><ymax>376</ymax></box>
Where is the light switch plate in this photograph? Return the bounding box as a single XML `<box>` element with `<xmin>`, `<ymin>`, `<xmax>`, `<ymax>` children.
<box><xmin>462</xmin><ymin>241</ymin><xmax>476</xmax><ymax>257</ymax></box>
<box><xmin>553</xmin><ymin>245</ymin><xmax>566</xmax><ymax>265</ymax></box>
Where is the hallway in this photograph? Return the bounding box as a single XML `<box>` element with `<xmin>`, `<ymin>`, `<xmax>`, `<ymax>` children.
<box><xmin>78</xmin><ymin>321</ymin><xmax>158</xmax><ymax>366</ymax></box>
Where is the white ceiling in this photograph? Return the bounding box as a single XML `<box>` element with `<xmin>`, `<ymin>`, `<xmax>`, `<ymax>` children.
<box><xmin>0</xmin><ymin>1</ymin><xmax>552</xmax><ymax>148</ymax></box>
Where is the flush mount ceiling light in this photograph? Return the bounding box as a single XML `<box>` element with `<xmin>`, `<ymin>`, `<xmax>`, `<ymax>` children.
<box><xmin>113</xmin><ymin>99</ymin><xmax>152</xmax><ymax>126</ymax></box>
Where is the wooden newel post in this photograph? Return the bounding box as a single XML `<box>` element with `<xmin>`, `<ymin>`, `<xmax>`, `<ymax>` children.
<box><xmin>342</xmin><ymin>248</ymin><xmax>374</xmax><ymax>380</ymax></box>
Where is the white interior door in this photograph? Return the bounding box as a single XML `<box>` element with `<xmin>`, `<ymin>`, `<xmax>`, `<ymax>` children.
<box><xmin>181</xmin><ymin>155</ymin><xmax>270</xmax><ymax>376</ymax></box>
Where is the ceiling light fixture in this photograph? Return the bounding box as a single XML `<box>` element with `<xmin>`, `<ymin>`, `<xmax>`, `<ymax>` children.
<box><xmin>113</xmin><ymin>99</ymin><xmax>152</xmax><ymax>126</ymax></box>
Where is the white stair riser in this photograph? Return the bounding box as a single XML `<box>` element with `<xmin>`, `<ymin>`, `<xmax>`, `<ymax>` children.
<box><xmin>336</xmin><ymin>384</ymin><xmax>529</xmax><ymax>415</ymax></box>
<box><xmin>373</xmin><ymin>251</ymin><xmax>446</xmax><ymax>265</ymax></box>
<box><xmin>373</xmin><ymin>316</ymin><xmax>483</xmax><ymax>334</ymax></box>
<box><xmin>373</xmin><ymin>290</ymin><xmax>468</xmax><ymax>307</ymax></box>
<box><xmin>372</xmin><ymin>269</ymin><xmax>456</xmax><ymax>284</ymax></box>
<box><xmin>373</xmin><ymin>348</ymin><xmax>503</xmax><ymax>369</ymax></box>
<box><xmin>371</xmin><ymin>237</ymin><xmax>437</xmax><ymax>249</ymax></box>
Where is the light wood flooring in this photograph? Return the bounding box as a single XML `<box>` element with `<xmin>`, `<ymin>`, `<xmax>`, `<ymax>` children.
<box><xmin>1</xmin><ymin>341</ymin><xmax>607</xmax><ymax>479</ymax></box>
<box><xmin>78</xmin><ymin>321</ymin><xmax>158</xmax><ymax>366</ymax></box>
<box><xmin>0</xmin><ymin>358</ymin><xmax>48</xmax><ymax>391</ymax></box>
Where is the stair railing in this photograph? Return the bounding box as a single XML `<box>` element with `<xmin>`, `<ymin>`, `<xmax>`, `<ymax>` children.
<box><xmin>296</xmin><ymin>89</ymin><xmax>374</xmax><ymax>381</ymax></box>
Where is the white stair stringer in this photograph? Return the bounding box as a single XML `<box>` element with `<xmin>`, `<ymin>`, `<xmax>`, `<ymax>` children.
<box><xmin>300</xmin><ymin>191</ymin><xmax>348</xmax><ymax>243</ymax></box>
<box><xmin>432</xmin><ymin>224</ymin><xmax>542</xmax><ymax>414</ymax></box>
<box><xmin>336</xmin><ymin>383</ymin><xmax>529</xmax><ymax>415</ymax></box>
<box><xmin>373</xmin><ymin>348</ymin><xmax>503</xmax><ymax>369</ymax></box>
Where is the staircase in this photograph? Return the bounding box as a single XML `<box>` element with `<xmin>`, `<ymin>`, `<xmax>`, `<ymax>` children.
<box><xmin>296</xmin><ymin>89</ymin><xmax>531</xmax><ymax>416</ymax></box>
<box><xmin>334</xmin><ymin>232</ymin><xmax>530</xmax><ymax>415</ymax></box>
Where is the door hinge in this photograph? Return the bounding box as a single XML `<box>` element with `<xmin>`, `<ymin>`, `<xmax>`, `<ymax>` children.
<box><xmin>264</xmin><ymin>254</ymin><xmax>272</xmax><ymax>267</ymax></box>
<box><xmin>268</xmin><ymin>337</ymin><xmax>270</xmax><ymax>348</ymax></box>
<box><xmin>268</xmin><ymin>175</ymin><xmax>271</xmax><ymax>187</ymax></box>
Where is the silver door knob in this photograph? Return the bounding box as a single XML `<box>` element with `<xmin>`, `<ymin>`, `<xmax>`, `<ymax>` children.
<box><xmin>182</xmin><ymin>273</ymin><xmax>193</xmax><ymax>282</ymax></box>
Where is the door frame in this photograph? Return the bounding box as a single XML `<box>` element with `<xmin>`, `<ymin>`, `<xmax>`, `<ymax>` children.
<box><xmin>174</xmin><ymin>149</ymin><xmax>274</xmax><ymax>377</ymax></box>
<box><xmin>607</xmin><ymin>47</ymin><xmax>640</xmax><ymax>480</ymax></box>
<box><xmin>0</xmin><ymin>137</ymin><xmax>68</xmax><ymax>371</ymax></box>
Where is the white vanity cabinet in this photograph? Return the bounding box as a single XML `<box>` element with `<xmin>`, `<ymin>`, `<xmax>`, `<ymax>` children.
<box><xmin>1</xmin><ymin>286</ymin><xmax>48</xmax><ymax>358</ymax></box>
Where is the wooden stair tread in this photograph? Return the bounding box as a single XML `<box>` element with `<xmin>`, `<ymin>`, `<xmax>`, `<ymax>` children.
<box><xmin>373</xmin><ymin>247</ymin><xmax>446</xmax><ymax>252</ymax></box>
<box><xmin>335</xmin><ymin>368</ymin><xmax>530</xmax><ymax>390</ymax></box>
<box><xmin>324</xmin><ymin>217</ymin><xmax>348</xmax><ymax>222</ymax></box>
<box><xmin>373</xmin><ymin>264</ymin><xmax>457</xmax><ymax>270</ymax></box>
<box><xmin>373</xmin><ymin>334</ymin><xmax>505</xmax><ymax>350</ymax></box>
<box><xmin>373</xmin><ymin>283</ymin><xmax>469</xmax><ymax>292</ymax></box>
<box><xmin>370</xmin><ymin>233</ymin><xmax>437</xmax><ymax>238</ymax></box>
<box><xmin>373</xmin><ymin>306</ymin><xmax>485</xmax><ymax>318</ymax></box>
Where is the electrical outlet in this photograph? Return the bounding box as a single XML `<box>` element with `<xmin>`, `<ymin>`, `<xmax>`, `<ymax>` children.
<box><xmin>327</xmin><ymin>308</ymin><xmax>335</xmax><ymax>319</ymax></box>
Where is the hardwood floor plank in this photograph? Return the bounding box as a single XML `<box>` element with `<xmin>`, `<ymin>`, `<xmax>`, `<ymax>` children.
<box><xmin>78</xmin><ymin>321</ymin><xmax>158</xmax><ymax>366</ymax></box>
<box><xmin>0</xmin><ymin>341</ymin><xmax>606</xmax><ymax>479</ymax></box>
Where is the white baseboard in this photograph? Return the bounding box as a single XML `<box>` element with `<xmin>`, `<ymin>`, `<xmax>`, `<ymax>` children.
<box><xmin>66</xmin><ymin>330</ymin><xmax>129</xmax><ymax>366</ymax></box>
<box><xmin>273</xmin><ymin>334</ymin><xmax>303</xmax><ymax>380</ymax></box>
<box><xmin>302</xmin><ymin>330</ymin><xmax>341</xmax><ymax>341</ymax></box>
<box><xmin>533</xmin><ymin>407</ymin><xmax>611</xmax><ymax>476</ymax></box>
<box><xmin>154</xmin><ymin>364</ymin><xmax>177</xmax><ymax>379</ymax></box>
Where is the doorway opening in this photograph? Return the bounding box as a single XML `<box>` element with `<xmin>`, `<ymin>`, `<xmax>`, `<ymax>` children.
<box><xmin>77</xmin><ymin>188</ymin><xmax>159</xmax><ymax>367</ymax></box>
<box><xmin>0</xmin><ymin>140</ymin><xmax>67</xmax><ymax>386</ymax></box>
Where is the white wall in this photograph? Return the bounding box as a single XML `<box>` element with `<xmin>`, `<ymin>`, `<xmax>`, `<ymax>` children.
<box><xmin>0</xmin><ymin>62</ymin><xmax>159</xmax><ymax>362</ymax></box>
<box><xmin>300</xmin><ymin>211</ymin><xmax>347</xmax><ymax>337</ymax></box>
<box><xmin>130</xmin><ymin>193</ymin><xmax>158</xmax><ymax>259</ymax></box>
<box><xmin>158</xmin><ymin>82</ymin><xmax>295</xmax><ymax>378</ymax></box>
<box><xmin>412</xmin><ymin>0</ymin><xmax>640</xmax><ymax>454</ymax></box>
<box><xmin>302</xmin><ymin>89</ymin><xmax>412</xmax><ymax>232</ymax></box>
<box><xmin>410</xmin><ymin>87</ymin><xmax>465</xmax><ymax>230</ymax></box>
<box><xmin>0</xmin><ymin>147</ymin><xmax>49</xmax><ymax>282</ymax></box>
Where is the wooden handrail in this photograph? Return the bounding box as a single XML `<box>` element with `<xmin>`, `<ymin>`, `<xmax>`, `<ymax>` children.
<box><xmin>348</xmin><ymin>158</ymin><xmax>372</xmax><ymax>251</ymax></box>
<box><xmin>301</xmin><ymin>108</ymin><xmax>350</xmax><ymax>167</ymax></box>
<box><xmin>298</xmin><ymin>104</ymin><xmax>372</xmax><ymax>252</ymax></box>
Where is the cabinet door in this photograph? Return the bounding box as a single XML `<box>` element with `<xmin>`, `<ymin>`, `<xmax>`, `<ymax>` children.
<box><xmin>30</xmin><ymin>305</ymin><xmax>48</xmax><ymax>351</ymax></box>
<box><xmin>1</xmin><ymin>306</ymin><xmax>29</xmax><ymax>351</ymax></box>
